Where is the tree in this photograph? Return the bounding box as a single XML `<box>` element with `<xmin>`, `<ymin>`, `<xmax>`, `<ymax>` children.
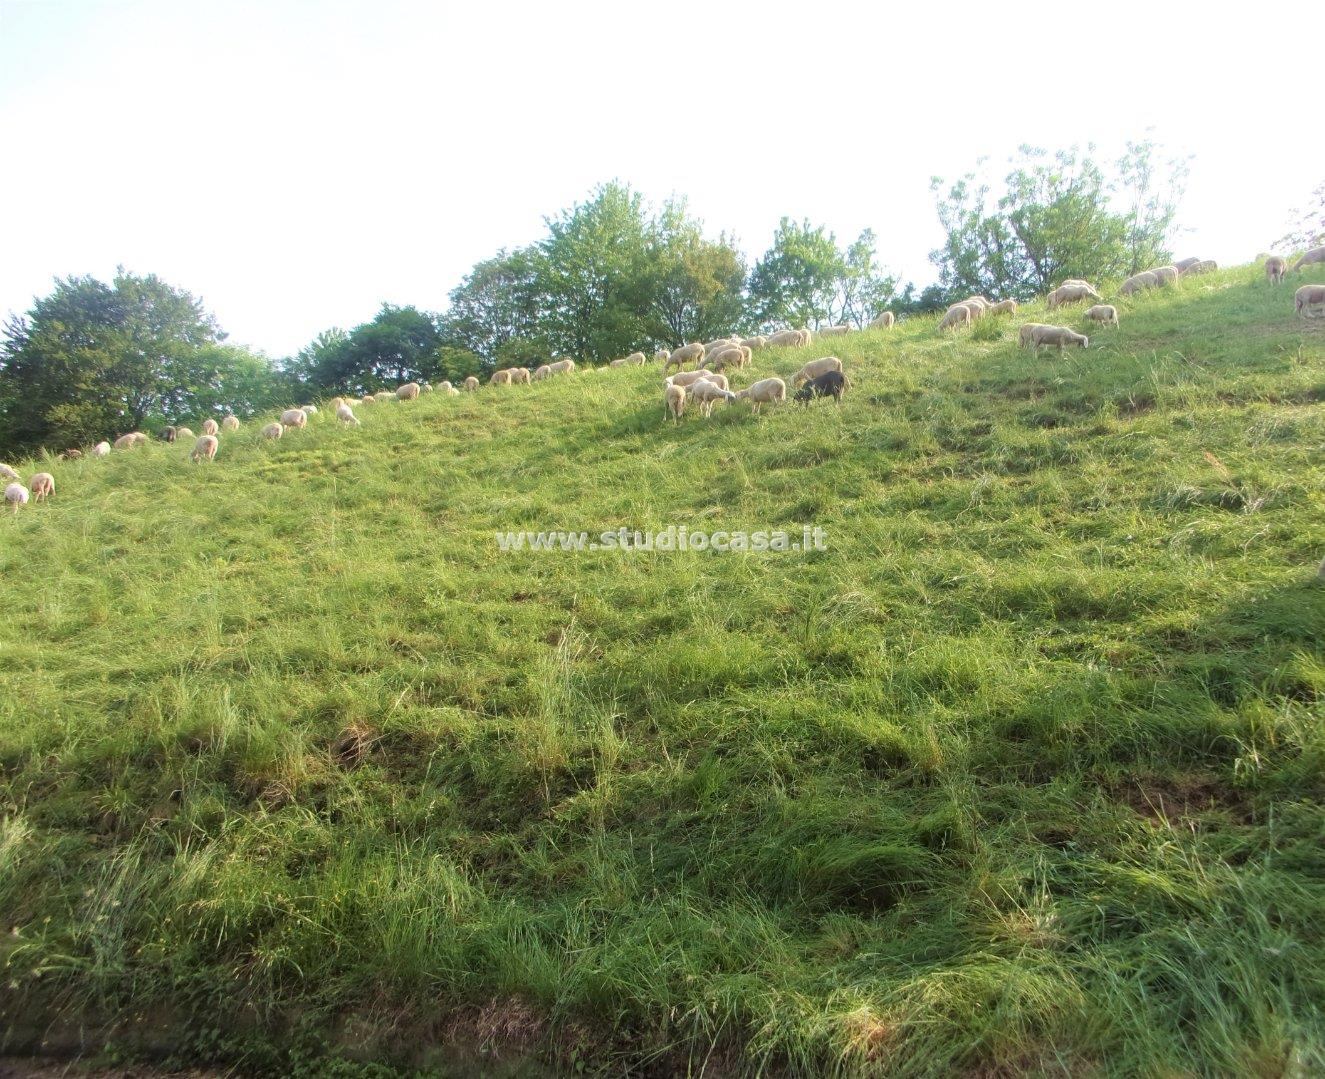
<box><xmin>1278</xmin><ymin>181</ymin><xmax>1325</xmax><ymax>253</ymax></box>
<box><xmin>832</xmin><ymin>229</ymin><xmax>899</xmax><ymax>327</ymax></box>
<box><xmin>0</xmin><ymin>269</ymin><xmax>254</xmax><ymax>455</ymax></box>
<box><xmin>747</xmin><ymin>218</ymin><xmax>844</xmax><ymax>330</ymax></box>
<box><xmin>439</xmin><ymin>248</ymin><xmax>543</xmax><ymax>364</ymax></box>
<box><xmin>298</xmin><ymin>305</ymin><xmax>447</xmax><ymax>394</ymax></box>
<box><xmin>641</xmin><ymin>198</ymin><xmax>746</xmax><ymax>345</ymax></box>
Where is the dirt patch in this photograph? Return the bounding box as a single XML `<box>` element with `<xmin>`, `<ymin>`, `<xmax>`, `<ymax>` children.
<box><xmin>1106</xmin><ymin>772</ymin><xmax>1253</xmax><ymax>826</ymax></box>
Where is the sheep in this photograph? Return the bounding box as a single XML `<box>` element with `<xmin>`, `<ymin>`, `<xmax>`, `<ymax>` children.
<box><xmin>1295</xmin><ymin>284</ymin><xmax>1325</xmax><ymax>318</ymax></box>
<box><xmin>421</xmin><ymin>383</ymin><xmax>433</xmax><ymax>393</ymax></box>
<box><xmin>766</xmin><ymin>329</ymin><xmax>808</xmax><ymax>348</ymax></box>
<box><xmin>114</xmin><ymin>432</ymin><xmax>148</xmax><ymax>449</ymax></box>
<box><xmin>464</xmin><ymin>375</ymin><xmax>480</xmax><ymax>391</ymax></box>
<box><xmin>705</xmin><ymin>345</ymin><xmax>748</xmax><ymax>372</ymax></box>
<box><xmin>733</xmin><ymin>377</ymin><xmax>786</xmax><ymax>415</ymax></box>
<box><xmin>510</xmin><ymin>368</ymin><xmax>532</xmax><ymax>384</ymax></box>
<box><xmin>29</xmin><ymin>472</ymin><xmax>54</xmax><ymax>500</ymax></box>
<box><xmin>175</xmin><ymin>427</ymin><xmax>194</xmax><ymax>440</ymax></box>
<box><xmin>668</xmin><ymin>369</ymin><xmax>726</xmax><ymax>389</ymax></box>
<box><xmin>262</xmin><ymin>422</ymin><xmax>284</xmax><ymax>440</ymax></box>
<box><xmin>958</xmin><ymin>296</ymin><xmax>992</xmax><ymax>311</ymax></box>
<box><xmin>5</xmin><ymin>482</ymin><xmax>28</xmax><ymax>513</ymax></box>
<box><xmin>445</xmin><ymin>385</ymin><xmax>461</xmax><ymax>396</ymax></box>
<box><xmin>1119</xmin><ymin>271</ymin><xmax>1159</xmax><ymax>296</ymax></box>
<box><xmin>0</xmin><ymin>464</ymin><xmax>19</xmax><ymax>481</ymax></box>
<box><xmin>1173</xmin><ymin>257</ymin><xmax>1201</xmax><ymax>272</ymax></box>
<box><xmin>870</xmin><ymin>312</ymin><xmax>896</xmax><ymax>329</ymax></box>
<box><xmin>162</xmin><ymin>426</ymin><xmax>178</xmax><ymax>443</ymax></box>
<box><xmin>817</xmin><ymin>324</ymin><xmax>851</xmax><ymax>336</ymax></box>
<box><xmin>1047</xmin><ymin>282</ymin><xmax>1102</xmax><ymax>308</ymax></box>
<box><xmin>337</xmin><ymin>402</ymin><xmax>360</xmax><ymax>425</ymax></box>
<box><xmin>652</xmin><ymin>350</ymin><xmax>671</xmax><ymax>364</ymax></box>
<box><xmin>665</xmin><ymin>382</ymin><xmax>686</xmax><ymax>423</ymax></box>
<box><xmin>989</xmin><ymin>299</ymin><xmax>1018</xmax><ymax>316</ymax></box>
<box><xmin>531</xmin><ymin>365</ymin><xmax>550</xmax><ymax>382</ymax></box>
<box><xmin>1182</xmin><ymin>260</ymin><xmax>1218</xmax><ymax>275</ymax></box>
<box><xmin>740</xmin><ymin>335</ymin><xmax>768</xmax><ymax>350</ymax></box>
<box><xmin>360</xmin><ymin>394</ymin><xmax>375</xmax><ymax>405</ymax></box>
<box><xmin>280</xmin><ymin>408</ymin><xmax>308</xmax><ymax>429</ymax></box>
<box><xmin>397</xmin><ymin>382</ymin><xmax>421</xmax><ymax>400</ymax></box>
<box><xmin>688</xmin><ymin>378</ymin><xmax>738</xmax><ymax>417</ymax></box>
<box><xmin>302</xmin><ymin>404</ymin><xmax>319</xmax><ymax>414</ymax></box>
<box><xmin>222</xmin><ymin>415</ymin><xmax>240</xmax><ymax>432</ymax></box>
<box><xmin>1084</xmin><ymin>304</ymin><xmax>1119</xmax><ymax>327</ymax></box>
<box><xmin>1024</xmin><ymin>324</ymin><xmax>1089</xmax><ymax>350</ymax></box>
<box><xmin>623</xmin><ymin>351</ymin><xmax>646</xmax><ymax>366</ymax></box>
<box><xmin>703</xmin><ymin>338</ymin><xmax>738</xmax><ymax>359</ymax></box>
<box><xmin>1291</xmin><ymin>246</ymin><xmax>1325</xmax><ymax>273</ymax></box>
<box><xmin>609</xmin><ymin>357</ymin><xmax>627</xmax><ymax>368</ymax></box>
<box><xmin>330</xmin><ymin>397</ymin><xmax>346</xmax><ymax>409</ymax></box>
<box><xmin>60</xmin><ymin>449</ymin><xmax>82</xmax><ymax>460</ymax></box>
<box><xmin>547</xmin><ymin>358</ymin><xmax>576</xmax><ymax>376</ymax></box>
<box><xmin>666</xmin><ymin>343</ymin><xmax>705</xmax><ymax>373</ymax></box>
<box><xmin>199</xmin><ymin>418</ymin><xmax>219</xmax><ymax>436</ymax></box>
<box><xmin>91</xmin><ymin>442</ymin><xmax>111</xmax><ymax>458</ymax></box>
<box><xmin>791</xmin><ymin>356</ymin><xmax>844</xmax><ymax>387</ymax></box>
<box><xmin>1266</xmin><ymin>256</ymin><xmax>1287</xmax><ymax>284</ymax></box>
<box><xmin>937</xmin><ymin>305</ymin><xmax>972</xmax><ymax>332</ymax></box>
<box><xmin>374</xmin><ymin>391</ymin><xmax>395</xmax><ymax>401</ymax></box>
<box><xmin>1150</xmin><ymin>265</ymin><xmax>1179</xmax><ymax>285</ymax></box>
<box><xmin>489</xmin><ymin>369</ymin><xmax>514</xmax><ymax>386</ymax></box>
<box><xmin>190</xmin><ymin>434</ymin><xmax>219</xmax><ymax>462</ymax></box>
<box><xmin>436</xmin><ymin>382</ymin><xmax>453</xmax><ymax>392</ymax></box>
<box><xmin>793</xmin><ymin>370</ymin><xmax>847</xmax><ymax>405</ymax></box>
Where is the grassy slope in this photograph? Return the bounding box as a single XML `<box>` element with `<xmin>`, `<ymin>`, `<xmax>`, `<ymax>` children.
<box><xmin>2</xmin><ymin>263</ymin><xmax>1324</xmax><ymax>1076</ymax></box>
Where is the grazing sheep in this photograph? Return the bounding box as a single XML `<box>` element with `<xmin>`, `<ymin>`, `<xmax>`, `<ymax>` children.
<box><xmin>5</xmin><ymin>482</ymin><xmax>28</xmax><ymax>513</ymax></box>
<box><xmin>623</xmin><ymin>351</ymin><xmax>646</xmax><ymax>366</ymax></box>
<box><xmin>817</xmin><ymin>324</ymin><xmax>851</xmax><ymax>336</ymax></box>
<box><xmin>608</xmin><ymin>357</ymin><xmax>628</xmax><ymax>368</ymax></box>
<box><xmin>176</xmin><ymin>427</ymin><xmax>194</xmax><ymax>440</ymax></box>
<box><xmin>1150</xmin><ymin>265</ymin><xmax>1179</xmax><ymax>285</ymax></box>
<box><xmin>530</xmin><ymin>365</ymin><xmax>550</xmax><ymax>381</ymax></box>
<box><xmin>794</xmin><ymin>370</ymin><xmax>847</xmax><ymax>405</ymax></box>
<box><xmin>1084</xmin><ymin>304</ymin><xmax>1119</xmax><ymax>327</ymax></box>
<box><xmin>705</xmin><ymin>345</ymin><xmax>748</xmax><ymax>372</ymax></box>
<box><xmin>547</xmin><ymin>358</ymin><xmax>576</xmax><ymax>376</ymax></box>
<box><xmin>668</xmin><ymin>369</ymin><xmax>727</xmax><ymax>389</ymax></box>
<box><xmin>665</xmin><ymin>382</ymin><xmax>686</xmax><ymax>423</ymax></box>
<box><xmin>870</xmin><ymin>312</ymin><xmax>896</xmax><ymax>329</ymax></box>
<box><xmin>989</xmin><ymin>299</ymin><xmax>1018</xmax><ymax>316</ymax></box>
<box><xmin>190</xmin><ymin>434</ymin><xmax>219</xmax><ymax>462</ymax></box>
<box><xmin>688</xmin><ymin>378</ymin><xmax>738</xmax><ymax>417</ymax></box>
<box><xmin>375</xmin><ymin>391</ymin><xmax>395</xmax><ymax>401</ymax></box>
<box><xmin>445</xmin><ymin>385</ymin><xmax>461</xmax><ymax>396</ymax></box>
<box><xmin>464</xmin><ymin>376</ymin><xmax>480</xmax><ymax>391</ymax></box>
<box><xmin>397</xmin><ymin>382</ymin><xmax>421</xmax><ymax>400</ymax></box>
<box><xmin>666</xmin><ymin>343</ymin><xmax>705</xmax><ymax>372</ymax></box>
<box><xmin>958</xmin><ymin>296</ymin><xmax>992</xmax><ymax>311</ymax></box>
<box><xmin>1119</xmin><ymin>271</ymin><xmax>1159</xmax><ymax>296</ymax></box>
<box><xmin>1266</xmin><ymin>256</ymin><xmax>1287</xmax><ymax>284</ymax></box>
<box><xmin>791</xmin><ymin>356</ymin><xmax>845</xmax><ymax>387</ymax></box>
<box><xmin>0</xmin><ymin>464</ymin><xmax>19</xmax><ymax>481</ymax></box>
<box><xmin>734</xmin><ymin>377</ymin><xmax>786</xmax><ymax>415</ymax></box>
<box><xmin>703</xmin><ymin>338</ymin><xmax>738</xmax><ymax>359</ymax></box>
<box><xmin>114</xmin><ymin>432</ymin><xmax>148</xmax><ymax>449</ymax></box>
<box><xmin>222</xmin><ymin>415</ymin><xmax>240</xmax><ymax>432</ymax></box>
<box><xmin>301</xmin><ymin>404</ymin><xmax>319</xmax><ymax>414</ymax></box>
<box><xmin>262</xmin><ymin>422</ymin><xmax>284</xmax><ymax>440</ymax></box>
<box><xmin>1291</xmin><ymin>246</ymin><xmax>1325</xmax><ymax>273</ymax></box>
<box><xmin>510</xmin><ymin>368</ymin><xmax>532</xmax><ymax>384</ymax></box>
<box><xmin>61</xmin><ymin>449</ymin><xmax>82</xmax><ymax>460</ymax></box>
<box><xmin>421</xmin><ymin>383</ymin><xmax>433</xmax><ymax>393</ymax></box>
<box><xmin>766</xmin><ymin>328</ymin><xmax>810</xmax><ymax>348</ymax></box>
<box><xmin>280</xmin><ymin>408</ymin><xmax>308</xmax><ymax>429</ymax></box>
<box><xmin>740</xmin><ymin>336</ymin><xmax>768</xmax><ymax>350</ymax></box>
<box><xmin>489</xmin><ymin>369</ymin><xmax>513</xmax><ymax>386</ymax></box>
<box><xmin>1183</xmin><ymin>260</ymin><xmax>1218</xmax><ymax>275</ymax></box>
<box><xmin>200</xmin><ymin>418</ymin><xmax>219</xmax><ymax>436</ymax></box>
<box><xmin>938</xmin><ymin>305</ymin><xmax>972</xmax><ymax>332</ymax></box>
<box><xmin>91</xmin><ymin>442</ymin><xmax>110</xmax><ymax>458</ymax></box>
<box><xmin>360</xmin><ymin>395</ymin><xmax>375</xmax><ymax>405</ymax></box>
<box><xmin>652</xmin><ymin>350</ymin><xmax>671</xmax><ymax>364</ymax></box>
<box><xmin>29</xmin><ymin>473</ymin><xmax>54</xmax><ymax>500</ymax></box>
<box><xmin>1023</xmin><ymin>324</ymin><xmax>1089</xmax><ymax>350</ymax></box>
<box><xmin>1047</xmin><ymin>282</ymin><xmax>1102</xmax><ymax>308</ymax></box>
<box><xmin>337</xmin><ymin>402</ymin><xmax>360</xmax><ymax>425</ymax></box>
<box><xmin>1295</xmin><ymin>284</ymin><xmax>1325</xmax><ymax>318</ymax></box>
<box><xmin>162</xmin><ymin>426</ymin><xmax>178</xmax><ymax>443</ymax></box>
<box><xmin>1173</xmin><ymin>257</ymin><xmax>1201</xmax><ymax>272</ymax></box>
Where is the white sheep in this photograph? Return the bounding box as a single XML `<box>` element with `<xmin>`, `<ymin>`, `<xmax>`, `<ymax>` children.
<box><xmin>530</xmin><ymin>365</ymin><xmax>550</xmax><ymax>382</ymax></box>
<box><xmin>1173</xmin><ymin>257</ymin><xmax>1201</xmax><ymax>272</ymax></box>
<box><xmin>0</xmin><ymin>464</ymin><xmax>18</xmax><ymax>481</ymax></box>
<box><xmin>665</xmin><ymin>382</ymin><xmax>686</xmax><ymax>423</ymax></box>
<box><xmin>91</xmin><ymin>442</ymin><xmax>111</xmax><ymax>458</ymax></box>
<box><xmin>740</xmin><ymin>335</ymin><xmax>768</xmax><ymax>350</ymax></box>
<box><xmin>547</xmin><ymin>358</ymin><xmax>576</xmax><ymax>376</ymax></box>
<box><xmin>989</xmin><ymin>299</ymin><xmax>1018</xmax><ymax>315</ymax></box>
<box><xmin>817</xmin><ymin>324</ymin><xmax>851</xmax><ymax>336</ymax></box>
<box><xmin>1266</xmin><ymin>256</ymin><xmax>1287</xmax><ymax>284</ymax></box>
<box><xmin>176</xmin><ymin>427</ymin><xmax>194</xmax><ymax>439</ymax></box>
<box><xmin>262</xmin><ymin>422</ymin><xmax>284</xmax><ymax>440</ymax></box>
<box><xmin>668</xmin><ymin>369</ymin><xmax>726</xmax><ymax>389</ymax></box>
<box><xmin>1295</xmin><ymin>284</ymin><xmax>1325</xmax><ymax>318</ymax></box>
<box><xmin>734</xmin><ymin>377</ymin><xmax>786</xmax><ymax>415</ymax></box>
<box><xmin>337</xmin><ymin>402</ymin><xmax>360</xmax><ymax>425</ymax></box>
<box><xmin>765</xmin><ymin>329</ymin><xmax>808</xmax><ymax>348</ymax></box>
<box><xmin>397</xmin><ymin>382</ymin><xmax>421</xmax><ymax>400</ymax></box>
<box><xmin>114</xmin><ymin>432</ymin><xmax>148</xmax><ymax>449</ymax></box>
<box><xmin>5</xmin><ymin>482</ymin><xmax>29</xmax><ymax>514</ymax></box>
<box><xmin>937</xmin><ymin>305</ymin><xmax>972</xmax><ymax>332</ymax></box>
<box><xmin>1119</xmin><ymin>271</ymin><xmax>1159</xmax><ymax>296</ymax></box>
<box><xmin>200</xmin><ymin>418</ymin><xmax>220</xmax><ymax>436</ymax></box>
<box><xmin>791</xmin><ymin>356</ymin><xmax>844</xmax><ymax>387</ymax></box>
<box><xmin>704</xmin><ymin>345</ymin><xmax>748</xmax><ymax>372</ymax></box>
<box><xmin>489</xmin><ymin>369</ymin><xmax>513</xmax><ymax>386</ymax></box>
<box><xmin>375</xmin><ymin>391</ymin><xmax>395</xmax><ymax>401</ymax></box>
<box><xmin>222</xmin><ymin>415</ymin><xmax>240</xmax><ymax>432</ymax></box>
<box><xmin>1182</xmin><ymin>260</ymin><xmax>1218</xmax><ymax>275</ymax></box>
<box><xmin>29</xmin><ymin>472</ymin><xmax>54</xmax><ymax>501</ymax></box>
<box><xmin>302</xmin><ymin>404</ymin><xmax>319</xmax><ymax>414</ymax></box>
<box><xmin>445</xmin><ymin>385</ymin><xmax>461</xmax><ymax>396</ymax></box>
<box><xmin>1084</xmin><ymin>304</ymin><xmax>1119</xmax><ymax>327</ymax></box>
<box><xmin>1047</xmin><ymin>282</ymin><xmax>1101</xmax><ymax>308</ymax></box>
<box><xmin>1291</xmin><ymin>246</ymin><xmax>1325</xmax><ymax>273</ymax></box>
<box><xmin>1150</xmin><ymin>265</ymin><xmax>1179</xmax><ymax>285</ymax></box>
<box><xmin>464</xmin><ymin>375</ymin><xmax>480</xmax><ymax>390</ymax></box>
<box><xmin>510</xmin><ymin>368</ymin><xmax>532</xmax><ymax>384</ymax></box>
<box><xmin>870</xmin><ymin>312</ymin><xmax>896</xmax><ymax>329</ymax></box>
<box><xmin>688</xmin><ymin>378</ymin><xmax>739</xmax><ymax>417</ymax></box>
<box><xmin>1023</xmin><ymin>324</ymin><xmax>1089</xmax><ymax>350</ymax></box>
<box><xmin>360</xmin><ymin>395</ymin><xmax>375</xmax><ymax>405</ymax></box>
<box><xmin>666</xmin><ymin>343</ymin><xmax>705</xmax><ymax>372</ymax></box>
<box><xmin>190</xmin><ymin>434</ymin><xmax>219</xmax><ymax>462</ymax></box>
<box><xmin>280</xmin><ymin>408</ymin><xmax>308</xmax><ymax>429</ymax></box>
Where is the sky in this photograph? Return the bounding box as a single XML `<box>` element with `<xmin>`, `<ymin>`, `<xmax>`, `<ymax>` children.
<box><xmin>0</xmin><ymin>0</ymin><xmax>1315</xmax><ymax>357</ymax></box>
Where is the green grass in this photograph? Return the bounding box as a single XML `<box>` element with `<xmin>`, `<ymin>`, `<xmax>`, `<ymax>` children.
<box><xmin>2</xmin><ymin>262</ymin><xmax>1324</xmax><ymax>1076</ymax></box>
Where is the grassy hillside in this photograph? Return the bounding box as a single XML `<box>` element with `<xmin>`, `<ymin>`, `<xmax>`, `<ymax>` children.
<box><xmin>2</xmin><ymin>263</ymin><xmax>1324</xmax><ymax>1076</ymax></box>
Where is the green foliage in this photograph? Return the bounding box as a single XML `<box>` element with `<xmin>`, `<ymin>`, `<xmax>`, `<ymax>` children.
<box><xmin>290</xmin><ymin>305</ymin><xmax>451</xmax><ymax>395</ymax></box>
<box><xmin>438</xmin><ymin>248</ymin><xmax>544</xmax><ymax>364</ymax></box>
<box><xmin>1278</xmin><ymin>180</ymin><xmax>1325</xmax><ymax>253</ymax></box>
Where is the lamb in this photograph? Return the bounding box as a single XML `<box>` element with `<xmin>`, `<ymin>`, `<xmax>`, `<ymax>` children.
<box><xmin>200</xmin><ymin>418</ymin><xmax>220</xmax><ymax>436</ymax></box>
<box><xmin>989</xmin><ymin>299</ymin><xmax>1018</xmax><ymax>315</ymax></box>
<box><xmin>489</xmin><ymin>369</ymin><xmax>513</xmax><ymax>386</ymax></box>
<box><xmin>397</xmin><ymin>382</ymin><xmax>421</xmax><ymax>400</ymax></box>
<box><xmin>688</xmin><ymin>378</ymin><xmax>738</xmax><ymax>417</ymax></box>
<box><xmin>510</xmin><ymin>368</ymin><xmax>532</xmax><ymax>384</ymax></box>
<box><xmin>1119</xmin><ymin>271</ymin><xmax>1159</xmax><ymax>296</ymax></box>
<box><xmin>870</xmin><ymin>312</ymin><xmax>896</xmax><ymax>329</ymax></box>
<box><xmin>666</xmin><ymin>343</ymin><xmax>705</xmax><ymax>372</ymax></box>
<box><xmin>937</xmin><ymin>305</ymin><xmax>972</xmax><ymax>332</ymax></box>
<box><xmin>190</xmin><ymin>434</ymin><xmax>219</xmax><ymax>462</ymax></box>
<box><xmin>114</xmin><ymin>432</ymin><xmax>147</xmax><ymax>449</ymax></box>
<box><xmin>1290</xmin><ymin>246</ymin><xmax>1325</xmax><ymax>273</ymax></box>
<box><xmin>1024</xmin><ymin>324</ymin><xmax>1089</xmax><ymax>350</ymax></box>
<box><xmin>337</xmin><ymin>402</ymin><xmax>360</xmax><ymax>425</ymax></box>
<box><xmin>29</xmin><ymin>473</ymin><xmax>54</xmax><ymax>500</ymax></box>
<box><xmin>1084</xmin><ymin>304</ymin><xmax>1119</xmax><ymax>327</ymax></box>
<box><xmin>665</xmin><ymin>382</ymin><xmax>686</xmax><ymax>423</ymax></box>
<box><xmin>793</xmin><ymin>370</ymin><xmax>847</xmax><ymax>405</ymax></box>
<box><xmin>262</xmin><ymin>422</ymin><xmax>284</xmax><ymax>440</ymax></box>
<box><xmin>733</xmin><ymin>377</ymin><xmax>786</xmax><ymax>415</ymax></box>
<box><xmin>1295</xmin><ymin>284</ymin><xmax>1325</xmax><ymax>318</ymax></box>
<box><xmin>1047</xmin><ymin>282</ymin><xmax>1102</xmax><ymax>308</ymax></box>
<box><xmin>0</xmin><ymin>464</ymin><xmax>19</xmax><ymax>481</ymax></box>
<box><xmin>280</xmin><ymin>408</ymin><xmax>308</xmax><ymax>429</ymax></box>
<box><xmin>1266</xmin><ymin>256</ymin><xmax>1287</xmax><ymax>284</ymax></box>
<box><xmin>791</xmin><ymin>356</ymin><xmax>844</xmax><ymax>387</ymax></box>
<box><xmin>464</xmin><ymin>375</ymin><xmax>480</xmax><ymax>391</ymax></box>
<box><xmin>5</xmin><ymin>482</ymin><xmax>28</xmax><ymax>513</ymax></box>
<box><xmin>222</xmin><ymin>415</ymin><xmax>240</xmax><ymax>432</ymax></box>
<box><xmin>91</xmin><ymin>442</ymin><xmax>111</xmax><ymax>458</ymax></box>
<box><xmin>547</xmin><ymin>358</ymin><xmax>576</xmax><ymax>376</ymax></box>
<box><xmin>1173</xmin><ymin>257</ymin><xmax>1201</xmax><ymax>272</ymax></box>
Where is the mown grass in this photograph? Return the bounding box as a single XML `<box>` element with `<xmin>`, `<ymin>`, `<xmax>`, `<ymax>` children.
<box><xmin>2</xmin><ymin>262</ymin><xmax>1324</xmax><ymax>1075</ymax></box>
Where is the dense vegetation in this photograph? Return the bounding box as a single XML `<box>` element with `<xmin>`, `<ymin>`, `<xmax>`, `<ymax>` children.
<box><xmin>2</xmin><ymin>261</ymin><xmax>1323</xmax><ymax>1075</ymax></box>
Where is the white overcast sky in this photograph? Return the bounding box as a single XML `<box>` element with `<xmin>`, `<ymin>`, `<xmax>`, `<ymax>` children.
<box><xmin>0</xmin><ymin>0</ymin><xmax>1315</xmax><ymax>357</ymax></box>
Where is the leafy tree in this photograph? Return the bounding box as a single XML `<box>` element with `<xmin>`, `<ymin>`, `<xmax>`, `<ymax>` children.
<box><xmin>832</xmin><ymin>229</ymin><xmax>899</xmax><ymax>327</ymax></box>
<box><xmin>299</xmin><ymin>305</ymin><xmax>447</xmax><ymax>394</ymax></box>
<box><xmin>1278</xmin><ymin>181</ymin><xmax>1325</xmax><ymax>253</ymax></box>
<box><xmin>641</xmin><ymin>199</ymin><xmax>746</xmax><ymax>346</ymax></box>
<box><xmin>747</xmin><ymin>218</ymin><xmax>844</xmax><ymax>330</ymax></box>
<box><xmin>439</xmin><ymin>249</ymin><xmax>544</xmax><ymax>364</ymax></box>
<box><xmin>0</xmin><ymin>269</ymin><xmax>250</xmax><ymax>455</ymax></box>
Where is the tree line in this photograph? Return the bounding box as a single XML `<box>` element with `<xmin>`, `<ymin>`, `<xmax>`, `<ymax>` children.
<box><xmin>0</xmin><ymin>139</ymin><xmax>1222</xmax><ymax>458</ymax></box>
